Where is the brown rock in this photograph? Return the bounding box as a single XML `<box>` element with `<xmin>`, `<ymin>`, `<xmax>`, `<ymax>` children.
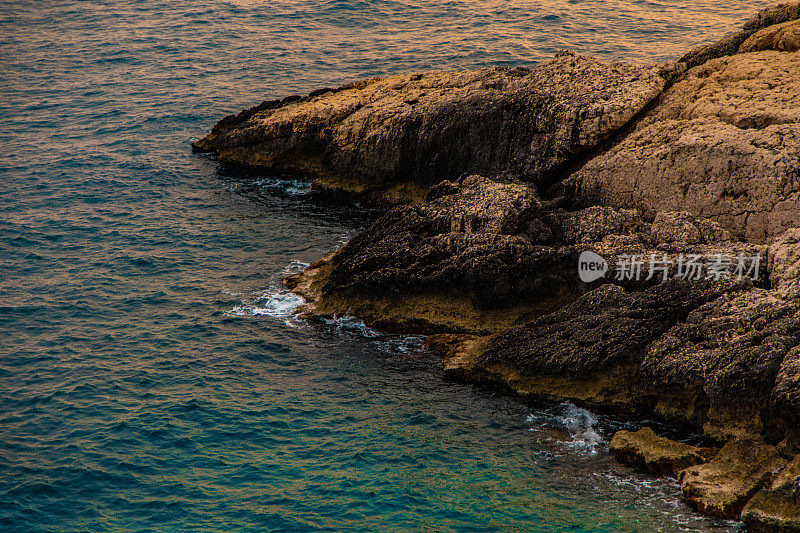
<box><xmin>679</xmin><ymin>438</ymin><xmax>787</xmax><ymax>519</ymax></box>
<box><xmin>680</xmin><ymin>2</ymin><xmax>800</xmax><ymax>68</ymax></box>
<box><xmin>742</xmin><ymin>454</ymin><xmax>800</xmax><ymax>532</ymax></box>
<box><xmin>610</xmin><ymin>427</ymin><xmax>708</xmax><ymax>476</ymax></box>
<box><xmin>772</xmin><ymin>347</ymin><xmax>800</xmax><ymax>436</ymax></box>
<box><xmin>769</xmin><ymin>228</ymin><xmax>800</xmax><ymax>299</ymax></box>
<box><xmin>194</xmin><ymin>54</ymin><xmax>666</xmax><ymax>203</ymax></box>
<box><xmin>650</xmin><ymin>211</ymin><xmax>732</xmax><ymax>245</ymax></box>
<box><xmin>449</xmin><ymin>280</ymin><xmax>741</xmax><ymax>409</ymax></box>
<box><xmin>286</xmin><ymin>174</ymin><xmax>761</xmax><ymax>336</ymax></box>
<box><xmin>284</xmin><ymin>175</ymin><xmax>578</xmax><ymax>335</ymax></box>
<box><xmin>740</xmin><ymin>19</ymin><xmax>800</xmax><ymax>53</ymax></box>
<box><xmin>568</xmin><ymin>51</ymin><xmax>800</xmax><ymax>242</ymax></box>
<box><xmin>641</xmin><ymin>289</ymin><xmax>800</xmax><ymax>440</ymax></box>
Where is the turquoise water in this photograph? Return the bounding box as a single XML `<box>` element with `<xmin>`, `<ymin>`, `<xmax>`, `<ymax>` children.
<box><xmin>0</xmin><ymin>1</ymin><xmax>769</xmax><ymax>531</ymax></box>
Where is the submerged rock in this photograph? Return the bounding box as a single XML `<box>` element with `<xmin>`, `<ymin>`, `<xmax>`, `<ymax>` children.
<box><xmin>195</xmin><ymin>54</ymin><xmax>666</xmax><ymax>204</ymax></box>
<box><xmin>610</xmin><ymin>427</ymin><xmax>711</xmax><ymax>476</ymax></box>
<box><xmin>679</xmin><ymin>438</ymin><xmax>787</xmax><ymax>519</ymax></box>
<box><xmin>742</xmin><ymin>454</ymin><xmax>800</xmax><ymax>532</ymax></box>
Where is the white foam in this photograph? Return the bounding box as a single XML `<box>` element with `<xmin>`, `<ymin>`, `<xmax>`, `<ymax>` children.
<box><xmin>526</xmin><ymin>402</ymin><xmax>605</xmax><ymax>455</ymax></box>
<box><xmin>255</xmin><ymin>177</ymin><xmax>311</xmax><ymax>197</ymax></box>
<box><xmin>320</xmin><ymin>314</ymin><xmax>381</xmax><ymax>338</ymax></box>
<box><xmin>282</xmin><ymin>260</ymin><xmax>309</xmax><ymax>274</ymax></box>
<box><xmin>373</xmin><ymin>335</ymin><xmax>426</xmax><ymax>354</ymax></box>
<box><xmin>557</xmin><ymin>402</ymin><xmax>604</xmax><ymax>454</ymax></box>
<box><xmin>228</xmin><ymin>290</ymin><xmax>305</xmax><ymax>319</ymax></box>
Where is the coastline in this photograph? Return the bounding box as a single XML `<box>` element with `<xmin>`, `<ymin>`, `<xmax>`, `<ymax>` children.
<box><xmin>196</xmin><ymin>3</ymin><xmax>800</xmax><ymax>530</ymax></box>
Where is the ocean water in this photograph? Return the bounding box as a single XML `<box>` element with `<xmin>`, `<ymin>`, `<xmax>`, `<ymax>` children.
<box><xmin>0</xmin><ymin>1</ymin><xmax>770</xmax><ymax>531</ymax></box>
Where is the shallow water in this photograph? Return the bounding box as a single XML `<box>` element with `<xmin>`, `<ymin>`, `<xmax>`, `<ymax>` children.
<box><xmin>0</xmin><ymin>0</ymin><xmax>769</xmax><ymax>530</ymax></box>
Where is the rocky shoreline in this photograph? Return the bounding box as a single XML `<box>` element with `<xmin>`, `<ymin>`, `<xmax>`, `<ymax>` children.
<box><xmin>196</xmin><ymin>4</ymin><xmax>800</xmax><ymax>530</ymax></box>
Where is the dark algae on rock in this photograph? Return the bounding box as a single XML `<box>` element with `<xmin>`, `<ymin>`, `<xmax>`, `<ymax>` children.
<box><xmin>199</xmin><ymin>2</ymin><xmax>800</xmax><ymax>529</ymax></box>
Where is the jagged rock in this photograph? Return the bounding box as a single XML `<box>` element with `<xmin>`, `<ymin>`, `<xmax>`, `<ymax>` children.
<box><xmin>420</xmin><ymin>232</ymin><xmax>798</xmax><ymax>444</ymax></box>
<box><xmin>610</xmin><ymin>427</ymin><xmax>710</xmax><ymax>476</ymax></box>
<box><xmin>553</xmin><ymin>206</ymin><xmax>641</xmax><ymax>245</ymax></box>
<box><xmin>285</xmin><ymin>175</ymin><xmax>760</xmax><ymax>335</ymax></box>
<box><xmin>650</xmin><ymin>211</ymin><xmax>732</xmax><ymax>245</ymax></box>
<box><xmin>284</xmin><ymin>175</ymin><xmax>571</xmax><ymax>334</ymax></box>
<box><xmin>740</xmin><ymin>19</ymin><xmax>800</xmax><ymax>53</ymax></box>
<box><xmin>769</xmin><ymin>228</ymin><xmax>800</xmax><ymax>298</ymax></box>
<box><xmin>194</xmin><ymin>54</ymin><xmax>667</xmax><ymax>203</ymax></box>
<box><xmin>742</xmin><ymin>454</ymin><xmax>800</xmax><ymax>532</ymax></box>
<box><xmin>440</xmin><ymin>280</ymin><xmax>743</xmax><ymax>410</ymax></box>
<box><xmin>632</xmin><ymin>227</ymin><xmax>800</xmax><ymax>440</ymax></box>
<box><xmin>568</xmin><ymin>50</ymin><xmax>800</xmax><ymax>242</ymax></box>
<box><xmin>641</xmin><ymin>288</ymin><xmax>800</xmax><ymax>440</ymax></box>
<box><xmin>778</xmin><ymin>429</ymin><xmax>800</xmax><ymax>459</ymax></box>
<box><xmin>680</xmin><ymin>2</ymin><xmax>800</xmax><ymax>68</ymax></box>
<box><xmin>772</xmin><ymin>346</ymin><xmax>800</xmax><ymax>437</ymax></box>
<box><xmin>679</xmin><ymin>438</ymin><xmax>788</xmax><ymax>519</ymax></box>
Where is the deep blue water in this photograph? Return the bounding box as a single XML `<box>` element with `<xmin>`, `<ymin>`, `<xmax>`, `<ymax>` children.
<box><xmin>1</xmin><ymin>1</ymin><xmax>772</xmax><ymax>531</ymax></box>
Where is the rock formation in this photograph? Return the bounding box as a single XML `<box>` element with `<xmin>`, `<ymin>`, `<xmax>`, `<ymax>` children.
<box><xmin>285</xmin><ymin>174</ymin><xmax>762</xmax><ymax>336</ymax></box>
<box><xmin>679</xmin><ymin>438</ymin><xmax>787</xmax><ymax>519</ymax></box>
<box><xmin>198</xmin><ymin>1</ymin><xmax>800</xmax><ymax>527</ymax></box>
<box><xmin>740</xmin><ymin>19</ymin><xmax>800</xmax><ymax>53</ymax></box>
<box><xmin>567</xmin><ymin>50</ymin><xmax>800</xmax><ymax>242</ymax></box>
<box><xmin>742</xmin><ymin>454</ymin><xmax>800</xmax><ymax>532</ymax></box>
<box><xmin>610</xmin><ymin>427</ymin><xmax>712</xmax><ymax>476</ymax></box>
<box><xmin>194</xmin><ymin>55</ymin><xmax>667</xmax><ymax>204</ymax></box>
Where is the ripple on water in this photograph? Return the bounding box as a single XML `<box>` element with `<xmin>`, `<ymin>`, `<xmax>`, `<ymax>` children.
<box><xmin>0</xmin><ymin>0</ymin><xmax>763</xmax><ymax>530</ymax></box>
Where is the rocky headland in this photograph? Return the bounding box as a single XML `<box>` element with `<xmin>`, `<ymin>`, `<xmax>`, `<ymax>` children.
<box><xmin>196</xmin><ymin>3</ymin><xmax>800</xmax><ymax>529</ymax></box>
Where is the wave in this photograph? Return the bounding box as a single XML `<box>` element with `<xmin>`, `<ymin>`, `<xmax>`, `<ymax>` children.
<box><xmin>254</xmin><ymin>177</ymin><xmax>312</xmax><ymax>198</ymax></box>
<box><xmin>319</xmin><ymin>314</ymin><xmax>380</xmax><ymax>338</ymax></box>
<box><xmin>227</xmin><ymin>289</ymin><xmax>306</xmax><ymax>321</ymax></box>
<box><xmin>526</xmin><ymin>402</ymin><xmax>605</xmax><ymax>455</ymax></box>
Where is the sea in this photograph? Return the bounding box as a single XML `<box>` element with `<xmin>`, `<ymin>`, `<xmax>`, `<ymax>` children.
<box><xmin>1</xmin><ymin>1</ymin><xmax>772</xmax><ymax>531</ymax></box>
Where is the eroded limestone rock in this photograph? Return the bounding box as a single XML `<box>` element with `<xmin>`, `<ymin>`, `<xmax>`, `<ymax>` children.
<box><xmin>610</xmin><ymin>427</ymin><xmax>710</xmax><ymax>476</ymax></box>
<box><xmin>641</xmin><ymin>289</ymin><xmax>800</xmax><ymax>440</ymax></box>
<box><xmin>284</xmin><ymin>176</ymin><xmax>566</xmax><ymax>334</ymax></box>
<box><xmin>769</xmin><ymin>228</ymin><xmax>800</xmax><ymax>298</ymax></box>
<box><xmin>568</xmin><ymin>51</ymin><xmax>800</xmax><ymax>242</ymax></box>
<box><xmin>195</xmin><ymin>54</ymin><xmax>666</xmax><ymax>203</ymax></box>
<box><xmin>742</xmin><ymin>454</ymin><xmax>800</xmax><ymax>532</ymax></box>
<box><xmin>284</xmin><ymin>175</ymin><xmax>761</xmax><ymax>336</ymax></box>
<box><xmin>740</xmin><ymin>19</ymin><xmax>800</xmax><ymax>53</ymax></box>
<box><xmin>679</xmin><ymin>438</ymin><xmax>787</xmax><ymax>519</ymax></box>
<box><xmin>441</xmin><ymin>280</ymin><xmax>746</xmax><ymax>410</ymax></box>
